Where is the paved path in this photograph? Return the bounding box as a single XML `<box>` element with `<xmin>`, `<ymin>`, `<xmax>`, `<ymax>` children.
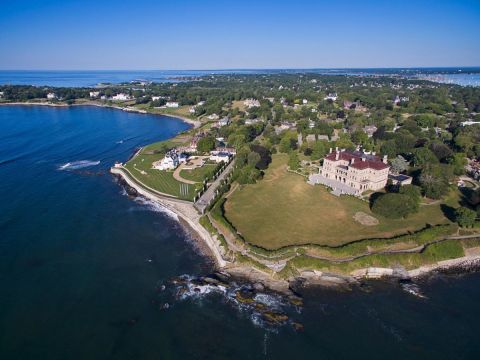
<box><xmin>195</xmin><ymin>160</ymin><xmax>235</xmax><ymax>213</ymax></box>
<box><xmin>173</xmin><ymin>164</ymin><xmax>197</xmax><ymax>185</ymax></box>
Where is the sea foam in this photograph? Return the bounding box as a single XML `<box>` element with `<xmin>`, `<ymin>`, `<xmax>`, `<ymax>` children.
<box><xmin>58</xmin><ymin>160</ymin><xmax>100</xmax><ymax>170</ymax></box>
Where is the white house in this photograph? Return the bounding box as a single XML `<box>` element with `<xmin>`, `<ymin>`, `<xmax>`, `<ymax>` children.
<box><xmin>151</xmin><ymin>96</ymin><xmax>163</xmax><ymax>101</ymax></box>
<box><xmin>0</xmin><ymin>91</ymin><xmax>4</xmax><ymax>98</ymax></box>
<box><xmin>112</xmin><ymin>93</ymin><xmax>132</xmax><ymax>101</ymax></box>
<box><xmin>324</xmin><ymin>93</ymin><xmax>338</xmax><ymax>101</ymax></box>
<box><xmin>245</xmin><ymin>118</ymin><xmax>260</xmax><ymax>125</ymax></box>
<box><xmin>244</xmin><ymin>98</ymin><xmax>260</xmax><ymax>108</ymax></box>
<box><xmin>207</xmin><ymin>113</ymin><xmax>219</xmax><ymax>120</ymax></box>
<box><xmin>89</xmin><ymin>91</ymin><xmax>100</xmax><ymax>98</ymax></box>
<box><xmin>217</xmin><ymin>117</ymin><xmax>230</xmax><ymax>127</ymax></box>
<box><xmin>189</xmin><ymin>106</ymin><xmax>196</xmax><ymax>113</ymax></box>
<box><xmin>47</xmin><ymin>92</ymin><xmax>57</xmax><ymax>100</ymax></box>
<box><xmin>165</xmin><ymin>101</ymin><xmax>179</xmax><ymax>108</ymax></box>
<box><xmin>302</xmin><ymin>99</ymin><xmax>308</xmax><ymax>104</ymax></box>
<box><xmin>210</xmin><ymin>151</ymin><xmax>231</xmax><ymax>163</ymax></box>
<box><xmin>153</xmin><ymin>150</ymin><xmax>179</xmax><ymax>170</ymax></box>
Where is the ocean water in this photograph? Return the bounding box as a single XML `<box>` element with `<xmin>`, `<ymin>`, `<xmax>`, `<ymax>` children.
<box><xmin>1</xmin><ymin>68</ymin><xmax>479</xmax><ymax>87</ymax></box>
<box><xmin>1</xmin><ymin>106</ymin><xmax>480</xmax><ymax>359</ymax></box>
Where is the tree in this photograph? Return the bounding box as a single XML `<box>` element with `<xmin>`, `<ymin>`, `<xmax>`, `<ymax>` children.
<box><xmin>236</xmin><ymin>166</ymin><xmax>261</xmax><ymax>184</ymax></box>
<box><xmin>196</xmin><ymin>136</ymin><xmax>216</xmax><ymax>153</ymax></box>
<box><xmin>412</xmin><ymin>147</ymin><xmax>439</xmax><ymax>167</ymax></box>
<box><xmin>288</xmin><ymin>152</ymin><xmax>300</xmax><ymax>170</ymax></box>
<box><xmin>279</xmin><ymin>132</ymin><xmax>297</xmax><ymax>153</ymax></box>
<box><xmin>310</xmin><ymin>141</ymin><xmax>326</xmax><ymax>160</ymax></box>
<box><xmin>380</xmin><ymin>139</ymin><xmax>398</xmax><ymax>158</ymax></box>
<box><xmin>351</xmin><ymin>129</ymin><xmax>369</xmax><ymax>147</ymax></box>
<box><xmin>247</xmin><ymin>151</ymin><xmax>261</xmax><ymax>168</ymax></box>
<box><xmin>398</xmin><ymin>184</ymin><xmax>421</xmax><ymax>212</ymax></box>
<box><xmin>371</xmin><ymin>193</ymin><xmax>418</xmax><ymax>219</ymax></box>
<box><xmin>454</xmin><ymin>207</ymin><xmax>477</xmax><ymax>228</ymax></box>
<box><xmin>429</xmin><ymin>142</ymin><xmax>453</xmax><ymax>162</ymax></box>
<box><xmin>419</xmin><ymin>164</ymin><xmax>451</xmax><ymax>199</ymax></box>
<box><xmin>390</xmin><ymin>155</ymin><xmax>409</xmax><ymax>174</ymax></box>
<box><xmin>449</xmin><ymin>153</ymin><xmax>467</xmax><ymax>176</ymax></box>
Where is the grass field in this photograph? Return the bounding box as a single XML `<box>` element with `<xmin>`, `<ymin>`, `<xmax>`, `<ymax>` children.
<box><xmin>224</xmin><ymin>154</ymin><xmax>460</xmax><ymax>249</ymax></box>
<box><xmin>180</xmin><ymin>164</ymin><xmax>217</xmax><ymax>183</ymax></box>
<box><xmin>134</xmin><ymin>104</ymin><xmax>197</xmax><ymax>119</ymax></box>
<box><xmin>124</xmin><ymin>138</ymin><xmax>201</xmax><ymax>200</ymax></box>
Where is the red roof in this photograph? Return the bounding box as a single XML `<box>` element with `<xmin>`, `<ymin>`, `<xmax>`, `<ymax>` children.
<box><xmin>325</xmin><ymin>151</ymin><xmax>389</xmax><ymax>170</ymax></box>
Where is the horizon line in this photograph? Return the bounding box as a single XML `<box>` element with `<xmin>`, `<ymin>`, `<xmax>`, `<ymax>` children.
<box><xmin>1</xmin><ymin>66</ymin><xmax>480</xmax><ymax>72</ymax></box>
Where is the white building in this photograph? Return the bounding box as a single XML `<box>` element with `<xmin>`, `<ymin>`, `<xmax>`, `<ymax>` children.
<box><xmin>461</xmin><ymin>121</ymin><xmax>480</xmax><ymax>127</ymax></box>
<box><xmin>210</xmin><ymin>151</ymin><xmax>231</xmax><ymax>163</ymax></box>
<box><xmin>310</xmin><ymin>148</ymin><xmax>390</xmax><ymax>196</ymax></box>
<box><xmin>165</xmin><ymin>101</ymin><xmax>179</xmax><ymax>108</ymax></box>
<box><xmin>112</xmin><ymin>93</ymin><xmax>132</xmax><ymax>101</ymax></box>
<box><xmin>47</xmin><ymin>92</ymin><xmax>57</xmax><ymax>100</ymax></box>
<box><xmin>217</xmin><ymin>117</ymin><xmax>230</xmax><ymax>127</ymax></box>
<box><xmin>245</xmin><ymin>118</ymin><xmax>260</xmax><ymax>125</ymax></box>
<box><xmin>153</xmin><ymin>150</ymin><xmax>179</xmax><ymax>170</ymax></box>
<box><xmin>302</xmin><ymin>99</ymin><xmax>308</xmax><ymax>104</ymax></box>
<box><xmin>207</xmin><ymin>113</ymin><xmax>219</xmax><ymax>120</ymax></box>
<box><xmin>89</xmin><ymin>91</ymin><xmax>100</xmax><ymax>98</ymax></box>
<box><xmin>151</xmin><ymin>96</ymin><xmax>163</xmax><ymax>101</ymax></box>
<box><xmin>324</xmin><ymin>93</ymin><xmax>338</xmax><ymax>101</ymax></box>
<box><xmin>244</xmin><ymin>98</ymin><xmax>260</xmax><ymax>108</ymax></box>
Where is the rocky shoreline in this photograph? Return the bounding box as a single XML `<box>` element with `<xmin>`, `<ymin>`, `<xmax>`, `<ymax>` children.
<box><xmin>112</xmin><ymin>164</ymin><xmax>480</xmax><ymax>297</ymax></box>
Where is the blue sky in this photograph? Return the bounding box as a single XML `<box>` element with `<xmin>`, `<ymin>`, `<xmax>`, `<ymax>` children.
<box><xmin>0</xmin><ymin>0</ymin><xmax>479</xmax><ymax>69</ymax></box>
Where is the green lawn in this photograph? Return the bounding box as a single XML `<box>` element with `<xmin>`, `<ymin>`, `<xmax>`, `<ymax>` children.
<box><xmin>180</xmin><ymin>164</ymin><xmax>217</xmax><ymax>183</ymax></box>
<box><xmin>224</xmin><ymin>154</ymin><xmax>460</xmax><ymax>249</ymax></box>
<box><xmin>124</xmin><ymin>141</ymin><xmax>201</xmax><ymax>200</ymax></box>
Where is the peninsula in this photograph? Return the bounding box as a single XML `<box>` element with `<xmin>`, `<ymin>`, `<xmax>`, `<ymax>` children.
<box><xmin>2</xmin><ymin>73</ymin><xmax>480</xmax><ymax>291</ymax></box>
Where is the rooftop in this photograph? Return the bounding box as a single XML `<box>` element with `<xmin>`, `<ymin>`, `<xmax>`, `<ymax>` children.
<box><xmin>325</xmin><ymin>150</ymin><xmax>389</xmax><ymax>171</ymax></box>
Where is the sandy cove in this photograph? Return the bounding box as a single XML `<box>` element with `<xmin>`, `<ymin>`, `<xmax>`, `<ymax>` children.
<box><xmin>0</xmin><ymin>101</ymin><xmax>201</xmax><ymax>128</ymax></box>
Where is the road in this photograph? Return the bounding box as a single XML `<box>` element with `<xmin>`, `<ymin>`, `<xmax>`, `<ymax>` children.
<box><xmin>194</xmin><ymin>160</ymin><xmax>235</xmax><ymax>213</ymax></box>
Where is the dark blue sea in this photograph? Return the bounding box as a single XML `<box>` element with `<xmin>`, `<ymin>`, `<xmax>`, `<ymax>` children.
<box><xmin>1</xmin><ymin>105</ymin><xmax>480</xmax><ymax>359</ymax></box>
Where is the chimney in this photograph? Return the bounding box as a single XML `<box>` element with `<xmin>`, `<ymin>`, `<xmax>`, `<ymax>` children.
<box><xmin>335</xmin><ymin>146</ymin><xmax>339</xmax><ymax>152</ymax></box>
<box><xmin>351</xmin><ymin>158</ymin><xmax>355</xmax><ymax>164</ymax></box>
<box><xmin>362</xmin><ymin>157</ymin><xmax>366</xmax><ymax>162</ymax></box>
<box><xmin>329</xmin><ymin>147</ymin><xmax>332</xmax><ymax>154</ymax></box>
<box><xmin>372</xmin><ymin>151</ymin><xmax>376</xmax><ymax>156</ymax></box>
<box><xmin>335</xmin><ymin>152</ymin><xmax>340</xmax><ymax>160</ymax></box>
<box><xmin>383</xmin><ymin>155</ymin><xmax>388</xmax><ymax>164</ymax></box>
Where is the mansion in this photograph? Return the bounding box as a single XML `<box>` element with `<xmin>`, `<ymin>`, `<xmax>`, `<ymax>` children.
<box><xmin>310</xmin><ymin>148</ymin><xmax>390</xmax><ymax>196</ymax></box>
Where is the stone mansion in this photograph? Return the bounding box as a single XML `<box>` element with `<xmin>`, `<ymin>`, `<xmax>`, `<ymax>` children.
<box><xmin>310</xmin><ymin>148</ymin><xmax>390</xmax><ymax>196</ymax></box>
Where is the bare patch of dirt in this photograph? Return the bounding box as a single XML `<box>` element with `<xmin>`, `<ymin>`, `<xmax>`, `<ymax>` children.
<box><xmin>353</xmin><ymin>212</ymin><xmax>379</xmax><ymax>226</ymax></box>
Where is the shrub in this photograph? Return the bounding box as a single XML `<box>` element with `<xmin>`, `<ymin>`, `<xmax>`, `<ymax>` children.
<box><xmin>372</xmin><ymin>193</ymin><xmax>418</xmax><ymax>219</ymax></box>
<box><xmin>455</xmin><ymin>207</ymin><xmax>477</xmax><ymax>228</ymax></box>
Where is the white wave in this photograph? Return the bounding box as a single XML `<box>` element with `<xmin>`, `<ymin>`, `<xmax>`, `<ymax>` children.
<box><xmin>58</xmin><ymin>160</ymin><xmax>100</xmax><ymax>170</ymax></box>
<box><xmin>401</xmin><ymin>283</ymin><xmax>428</xmax><ymax>299</ymax></box>
<box><xmin>178</xmin><ymin>283</ymin><xmax>228</xmax><ymax>300</ymax></box>
<box><xmin>132</xmin><ymin>197</ymin><xmax>179</xmax><ymax>220</ymax></box>
<box><xmin>254</xmin><ymin>293</ymin><xmax>284</xmax><ymax>309</ymax></box>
